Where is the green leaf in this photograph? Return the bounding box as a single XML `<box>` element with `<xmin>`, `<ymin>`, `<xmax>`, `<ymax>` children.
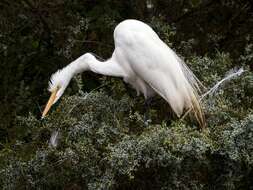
<box><xmin>32</xmin><ymin>40</ymin><xmax>39</xmax><ymax>48</ymax></box>
<box><xmin>191</xmin><ymin>0</ymin><xmax>201</xmax><ymax>7</ymax></box>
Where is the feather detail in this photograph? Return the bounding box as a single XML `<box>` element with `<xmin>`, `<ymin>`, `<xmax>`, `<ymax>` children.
<box><xmin>48</xmin><ymin>68</ymin><xmax>72</xmax><ymax>92</ymax></box>
<box><xmin>48</xmin><ymin>69</ymin><xmax>62</xmax><ymax>92</ymax></box>
<box><xmin>49</xmin><ymin>130</ymin><xmax>60</xmax><ymax>148</ymax></box>
<box><xmin>179</xmin><ymin>60</ymin><xmax>206</xmax><ymax>129</ymax></box>
<box><xmin>201</xmin><ymin>67</ymin><xmax>244</xmax><ymax>99</ymax></box>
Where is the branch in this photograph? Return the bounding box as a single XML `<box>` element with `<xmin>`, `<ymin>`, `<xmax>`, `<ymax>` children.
<box><xmin>172</xmin><ymin>0</ymin><xmax>215</xmax><ymax>23</ymax></box>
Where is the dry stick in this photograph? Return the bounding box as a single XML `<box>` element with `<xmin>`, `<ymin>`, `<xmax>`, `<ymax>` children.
<box><xmin>180</xmin><ymin>67</ymin><xmax>245</xmax><ymax>121</ymax></box>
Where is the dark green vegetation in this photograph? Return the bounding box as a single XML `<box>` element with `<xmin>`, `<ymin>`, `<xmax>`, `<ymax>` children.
<box><xmin>0</xmin><ymin>0</ymin><xmax>253</xmax><ymax>189</ymax></box>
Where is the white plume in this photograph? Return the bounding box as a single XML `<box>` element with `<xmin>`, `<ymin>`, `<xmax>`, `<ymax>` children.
<box><xmin>49</xmin><ymin>130</ymin><xmax>60</xmax><ymax>148</ymax></box>
<box><xmin>201</xmin><ymin>67</ymin><xmax>245</xmax><ymax>99</ymax></box>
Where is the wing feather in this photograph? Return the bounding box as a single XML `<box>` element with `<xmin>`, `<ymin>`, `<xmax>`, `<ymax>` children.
<box><xmin>117</xmin><ymin>28</ymin><xmax>205</xmax><ymax>128</ymax></box>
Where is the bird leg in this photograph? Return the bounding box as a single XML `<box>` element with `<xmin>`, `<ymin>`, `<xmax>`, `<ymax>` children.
<box><xmin>144</xmin><ymin>97</ymin><xmax>153</xmax><ymax>126</ymax></box>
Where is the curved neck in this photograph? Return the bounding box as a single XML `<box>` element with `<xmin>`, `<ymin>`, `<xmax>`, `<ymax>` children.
<box><xmin>68</xmin><ymin>57</ymin><xmax>90</xmax><ymax>76</ymax></box>
<box><xmin>65</xmin><ymin>54</ymin><xmax>124</xmax><ymax>78</ymax></box>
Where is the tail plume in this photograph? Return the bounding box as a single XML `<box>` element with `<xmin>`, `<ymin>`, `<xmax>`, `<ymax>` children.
<box><xmin>174</xmin><ymin>52</ymin><xmax>206</xmax><ymax>129</ymax></box>
<box><xmin>189</xmin><ymin>91</ymin><xmax>206</xmax><ymax>128</ymax></box>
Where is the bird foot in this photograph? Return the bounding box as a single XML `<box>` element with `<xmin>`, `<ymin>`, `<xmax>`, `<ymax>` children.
<box><xmin>144</xmin><ymin>118</ymin><xmax>152</xmax><ymax>127</ymax></box>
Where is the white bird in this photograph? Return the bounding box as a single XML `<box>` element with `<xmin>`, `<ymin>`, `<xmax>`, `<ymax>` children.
<box><xmin>42</xmin><ymin>19</ymin><xmax>206</xmax><ymax>128</ymax></box>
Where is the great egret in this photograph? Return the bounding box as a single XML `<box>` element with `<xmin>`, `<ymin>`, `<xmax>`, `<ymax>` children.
<box><xmin>42</xmin><ymin>19</ymin><xmax>206</xmax><ymax>128</ymax></box>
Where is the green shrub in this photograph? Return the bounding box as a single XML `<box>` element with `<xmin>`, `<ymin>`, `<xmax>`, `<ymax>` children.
<box><xmin>1</xmin><ymin>49</ymin><xmax>253</xmax><ymax>189</ymax></box>
<box><xmin>0</xmin><ymin>77</ymin><xmax>252</xmax><ymax>189</ymax></box>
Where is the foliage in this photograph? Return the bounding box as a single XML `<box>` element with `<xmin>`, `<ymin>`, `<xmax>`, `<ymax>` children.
<box><xmin>0</xmin><ymin>95</ymin><xmax>252</xmax><ymax>189</ymax></box>
<box><xmin>1</xmin><ymin>50</ymin><xmax>253</xmax><ymax>189</ymax></box>
<box><xmin>0</xmin><ymin>0</ymin><xmax>253</xmax><ymax>189</ymax></box>
<box><xmin>1</xmin><ymin>0</ymin><xmax>253</xmax><ymax>131</ymax></box>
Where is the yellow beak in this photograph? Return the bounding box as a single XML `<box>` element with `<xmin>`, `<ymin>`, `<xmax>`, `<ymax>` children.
<box><xmin>42</xmin><ymin>88</ymin><xmax>58</xmax><ymax>118</ymax></box>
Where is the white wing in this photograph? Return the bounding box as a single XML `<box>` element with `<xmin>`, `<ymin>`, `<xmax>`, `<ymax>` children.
<box><xmin>114</xmin><ymin>20</ymin><xmax>205</xmax><ymax>127</ymax></box>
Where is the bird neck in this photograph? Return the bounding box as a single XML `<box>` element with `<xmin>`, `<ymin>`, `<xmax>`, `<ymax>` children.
<box><xmin>68</xmin><ymin>57</ymin><xmax>90</xmax><ymax>75</ymax></box>
<box><xmin>61</xmin><ymin>53</ymin><xmax>123</xmax><ymax>80</ymax></box>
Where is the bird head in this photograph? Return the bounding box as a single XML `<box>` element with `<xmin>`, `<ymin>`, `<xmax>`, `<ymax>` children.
<box><xmin>42</xmin><ymin>68</ymin><xmax>72</xmax><ymax>118</ymax></box>
<box><xmin>41</xmin><ymin>53</ymin><xmax>98</xmax><ymax>118</ymax></box>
